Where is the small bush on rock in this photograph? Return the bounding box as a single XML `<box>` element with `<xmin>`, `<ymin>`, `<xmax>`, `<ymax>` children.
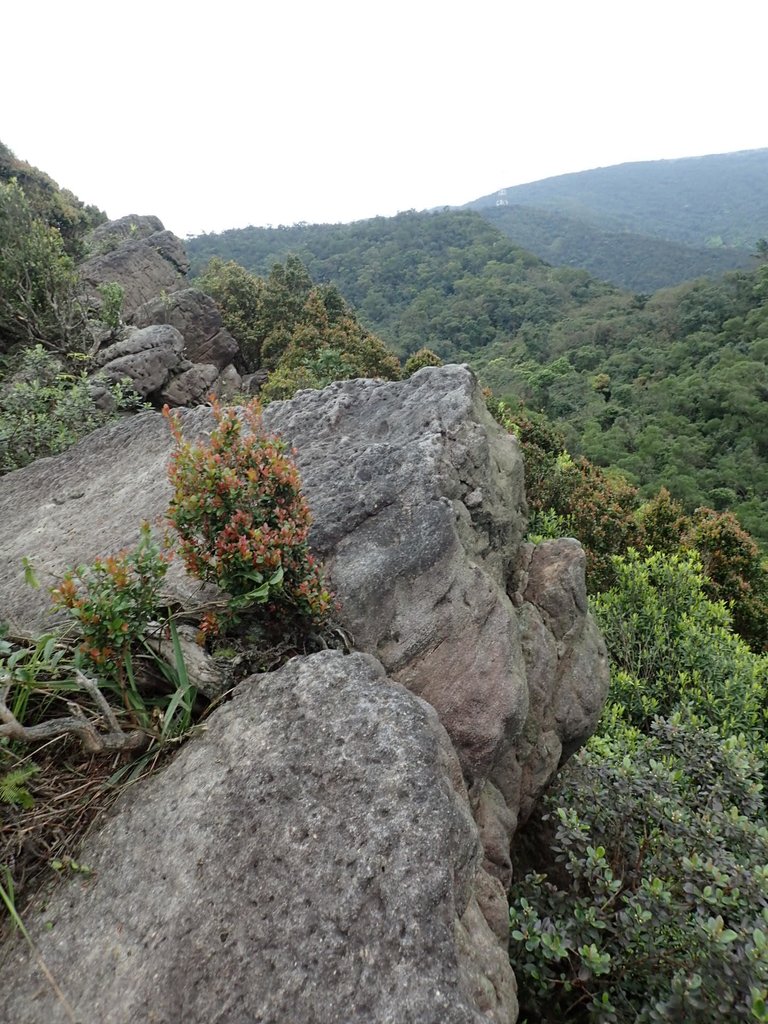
<box><xmin>164</xmin><ymin>398</ymin><xmax>333</xmax><ymax>633</ymax></box>
<box><xmin>50</xmin><ymin>522</ymin><xmax>170</xmax><ymax>680</ymax></box>
<box><xmin>403</xmin><ymin>348</ymin><xmax>443</xmax><ymax>376</ymax></box>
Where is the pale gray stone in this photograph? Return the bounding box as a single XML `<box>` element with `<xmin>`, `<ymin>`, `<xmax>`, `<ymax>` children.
<box><xmin>92</xmin><ymin>324</ymin><xmax>186</xmax><ymax>397</ymax></box>
<box><xmin>160</xmin><ymin>362</ymin><xmax>220</xmax><ymax>407</ymax></box>
<box><xmin>0</xmin><ymin>366</ymin><xmax>610</xmax><ymax>1024</ymax></box>
<box><xmin>79</xmin><ymin>219</ymin><xmax>189</xmax><ymax>317</ymax></box>
<box><xmin>0</xmin><ymin>651</ymin><xmax>506</xmax><ymax>1024</ymax></box>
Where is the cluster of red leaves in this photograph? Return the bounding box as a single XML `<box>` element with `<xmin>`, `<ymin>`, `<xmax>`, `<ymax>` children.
<box><xmin>164</xmin><ymin>399</ymin><xmax>333</xmax><ymax>634</ymax></box>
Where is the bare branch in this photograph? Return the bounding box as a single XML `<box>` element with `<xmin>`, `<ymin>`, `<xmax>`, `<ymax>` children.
<box><xmin>0</xmin><ymin>676</ymin><xmax>148</xmax><ymax>755</ymax></box>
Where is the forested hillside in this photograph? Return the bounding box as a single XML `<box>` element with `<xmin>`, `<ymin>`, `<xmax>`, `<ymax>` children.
<box><xmin>466</xmin><ymin>148</ymin><xmax>768</xmax><ymax>248</ymax></box>
<box><xmin>473</xmin><ymin>268</ymin><xmax>768</xmax><ymax>546</ymax></box>
<box><xmin>460</xmin><ymin>149</ymin><xmax>768</xmax><ymax>290</ymax></box>
<box><xmin>476</xmin><ymin>204</ymin><xmax>752</xmax><ymax>292</ymax></box>
<box><xmin>187</xmin><ymin>211</ymin><xmax>768</xmax><ymax>546</ymax></box>
<box><xmin>186</xmin><ymin>210</ymin><xmax>626</xmax><ymax>356</ymax></box>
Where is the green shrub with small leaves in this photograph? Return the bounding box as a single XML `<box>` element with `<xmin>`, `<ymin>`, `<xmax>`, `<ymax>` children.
<box><xmin>164</xmin><ymin>398</ymin><xmax>333</xmax><ymax>634</ymax></box>
<box><xmin>510</xmin><ymin>714</ymin><xmax>768</xmax><ymax>1024</ymax></box>
<box><xmin>50</xmin><ymin>522</ymin><xmax>170</xmax><ymax>681</ymax></box>
<box><xmin>0</xmin><ymin>345</ymin><xmax>145</xmax><ymax>473</ymax></box>
<box><xmin>488</xmin><ymin>397</ymin><xmax>640</xmax><ymax>590</ymax></box>
<box><xmin>96</xmin><ymin>281</ymin><xmax>125</xmax><ymax>332</ymax></box>
<box><xmin>592</xmin><ymin>548</ymin><xmax>768</xmax><ymax>751</ymax></box>
<box><xmin>403</xmin><ymin>347</ymin><xmax>443</xmax><ymax>376</ymax></box>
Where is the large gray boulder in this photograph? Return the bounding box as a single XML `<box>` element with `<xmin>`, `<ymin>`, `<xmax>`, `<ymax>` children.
<box><xmin>79</xmin><ymin>217</ymin><xmax>189</xmax><ymax>317</ymax></box>
<box><xmin>131</xmin><ymin>288</ymin><xmax>240</xmax><ymax>370</ymax></box>
<box><xmin>0</xmin><ymin>651</ymin><xmax>515</xmax><ymax>1024</ymax></box>
<box><xmin>263</xmin><ymin>367</ymin><xmax>530</xmax><ymax>793</ymax></box>
<box><xmin>92</xmin><ymin>323</ymin><xmax>186</xmax><ymax>398</ymax></box>
<box><xmin>0</xmin><ymin>365</ymin><xmax>609</xmax><ymax>1022</ymax></box>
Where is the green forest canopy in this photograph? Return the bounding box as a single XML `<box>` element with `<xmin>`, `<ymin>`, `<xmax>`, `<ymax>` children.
<box><xmin>187</xmin><ymin>211</ymin><xmax>768</xmax><ymax>547</ymax></box>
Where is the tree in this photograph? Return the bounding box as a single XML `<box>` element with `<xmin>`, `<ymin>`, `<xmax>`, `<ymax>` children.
<box><xmin>682</xmin><ymin>507</ymin><xmax>768</xmax><ymax>652</ymax></box>
<box><xmin>195</xmin><ymin>257</ymin><xmax>265</xmax><ymax>370</ymax></box>
<box><xmin>260</xmin><ymin>287</ymin><xmax>400</xmax><ymax>402</ymax></box>
<box><xmin>403</xmin><ymin>348</ymin><xmax>443</xmax><ymax>376</ymax></box>
<box><xmin>0</xmin><ymin>179</ymin><xmax>86</xmax><ymax>353</ymax></box>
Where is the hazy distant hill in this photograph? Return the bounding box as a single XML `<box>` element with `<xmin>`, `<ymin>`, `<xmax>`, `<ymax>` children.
<box><xmin>475</xmin><ymin>204</ymin><xmax>753</xmax><ymax>292</ymax></box>
<box><xmin>460</xmin><ymin>149</ymin><xmax>768</xmax><ymax>291</ymax></box>
<box><xmin>465</xmin><ymin>149</ymin><xmax>768</xmax><ymax>248</ymax></box>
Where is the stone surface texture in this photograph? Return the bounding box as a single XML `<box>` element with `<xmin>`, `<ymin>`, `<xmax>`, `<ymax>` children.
<box><xmin>159</xmin><ymin>361</ymin><xmax>220</xmax><ymax>406</ymax></box>
<box><xmin>1</xmin><ymin>652</ymin><xmax>513</xmax><ymax>1024</ymax></box>
<box><xmin>131</xmin><ymin>288</ymin><xmax>240</xmax><ymax>370</ymax></box>
<box><xmin>0</xmin><ymin>365</ymin><xmax>610</xmax><ymax>1023</ymax></box>
<box><xmin>79</xmin><ymin>217</ymin><xmax>189</xmax><ymax>317</ymax></box>
<box><xmin>91</xmin><ymin>323</ymin><xmax>186</xmax><ymax>398</ymax></box>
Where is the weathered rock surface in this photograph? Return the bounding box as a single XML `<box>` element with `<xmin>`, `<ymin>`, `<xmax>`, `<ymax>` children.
<box><xmin>0</xmin><ymin>365</ymin><xmax>610</xmax><ymax>1023</ymax></box>
<box><xmin>264</xmin><ymin>366</ymin><xmax>531</xmax><ymax>795</ymax></box>
<box><xmin>79</xmin><ymin>216</ymin><xmax>189</xmax><ymax>317</ymax></box>
<box><xmin>159</xmin><ymin>361</ymin><xmax>220</xmax><ymax>406</ymax></box>
<box><xmin>91</xmin><ymin>323</ymin><xmax>186</xmax><ymax>398</ymax></box>
<box><xmin>0</xmin><ymin>651</ymin><xmax>514</xmax><ymax>1024</ymax></box>
<box><xmin>131</xmin><ymin>288</ymin><xmax>240</xmax><ymax>370</ymax></box>
<box><xmin>88</xmin><ymin>214</ymin><xmax>165</xmax><ymax>247</ymax></box>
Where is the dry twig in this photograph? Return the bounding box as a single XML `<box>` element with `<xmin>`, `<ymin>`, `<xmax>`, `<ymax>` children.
<box><xmin>0</xmin><ymin>671</ymin><xmax>148</xmax><ymax>755</ymax></box>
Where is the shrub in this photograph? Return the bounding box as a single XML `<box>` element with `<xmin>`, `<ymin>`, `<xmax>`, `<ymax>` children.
<box><xmin>403</xmin><ymin>347</ymin><xmax>443</xmax><ymax>376</ymax></box>
<box><xmin>164</xmin><ymin>398</ymin><xmax>333</xmax><ymax>633</ymax></box>
<box><xmin>510</xmin><ymin>714</ymin><xmax>768</xmax><ymax>1023</ymax></box>
<box><xmin>259</xmin><ymin>287</ymin><xmax>401</xmax><ymax>401</ymax></box>
<box><xmin>635</xmin><ymin>487</ymin><xmax>687</xmax><ymax>553</ymax></box>
<box><xmin>682</xmin><ymin>507</ymin><xmax>768</xmax><ymax>653</ymax></box>
<box><xmin>0</xmin><ymin>179</ymin><xmax>85</xmax><ymax>353</ymax></box>
<box><xmin>96</xmin><ymin>281</ymin><xmax>125</xmax><ymax>332</ymax></box>
<box><xmin>0</xmin><ymin>345</ymin><xmax>145</xmax><ymax>473</ymax></box>
<box><xmin>196</xmin><ymin>257</ymin><xmax>267</xmax><ymax>370</ymax></box>
<box><xmin>50</xmin><ymin>522</ymin><xmax>170</xmax><ymax>681</ymax></box>
<box><xmin>592</xmin><ymin>548</ymin><xmax>768</xmax><ymax>749</ymax></box>
<box><xmin>487</xmin><ymin>397</ymin><xmax>639</xmax><ymax>591</ymax></box>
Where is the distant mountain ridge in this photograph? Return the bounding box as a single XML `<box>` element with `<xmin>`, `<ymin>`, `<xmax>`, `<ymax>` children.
<box><xmin>465</xmin><ymin>149</ymin><xmax>768</xmax><ymax>247</ymax></box>
<box><xmin>476</xmin><ymin>204</ymin><xmax>753</xmax><ymax>293</ymax></box>
<box><xmin>462</xmin><ymin>149</ymin><xmax>767</xmax><ymax>291</ymax></box>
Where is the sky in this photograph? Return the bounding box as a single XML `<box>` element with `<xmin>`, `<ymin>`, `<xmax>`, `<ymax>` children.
<box><xmin>3</xmin><ymin>0</ymin><xmax>766</xmax><ymax>239</ymax></box>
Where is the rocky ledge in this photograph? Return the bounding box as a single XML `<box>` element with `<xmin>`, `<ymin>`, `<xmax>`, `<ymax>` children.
<box><xmin>0</xmin><ymin>365</ymin><xmax>609</xmax><ymax>1023</ymax></box>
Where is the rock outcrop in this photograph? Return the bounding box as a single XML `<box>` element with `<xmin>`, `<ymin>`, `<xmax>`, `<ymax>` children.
<box><xmin>131</xmin><ymin>288</ymin><xmax>239</xmax><ymax>370</ymax></box>
<box><xmin>131</xmin><ymin>287</ymin><xmax>242</xmax><ymax>405</ymax></box>
<box><xmin>79</xmin><ymin>222</ymin><xmax>242</xmax><ymax>406</ymax></box>
<box><xmin>91</xmin><ymin>323</ymin><xmax>186</xmax><ymax>398</ymax></box>
<box><xmin>1</xmin><ymin>652</ymin><xmax>513</xmax><ymax>1024</ymax></box>
<box><xmin>79</xmin><ymin>215</ymin><xmax>189</xmax><ymax>318</ymax></box>
<box><xmin>0</xmin><ymin>365</ymin><xmax>609</xmax><ymax>1023</ymax></box>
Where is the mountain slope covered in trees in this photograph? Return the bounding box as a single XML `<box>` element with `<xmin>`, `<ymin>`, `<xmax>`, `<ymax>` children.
<box><xmin>466</xmin><ymin>148</ymin><xmax>768</xmax><ymax>248</ymax></box>
<box><xmin>475</xmin><ymin>203</ymin><xmax>753</xmax><ymax>292</ymax></box>
<box><xmin>187</xmin><ymin>209</ymin><xmax>768</xmax><ymax>547</ymax></box>
<box><xmin>461</xmin><ymin>149</ymin><xmax>768</xmax><ymax>290</ymax></box>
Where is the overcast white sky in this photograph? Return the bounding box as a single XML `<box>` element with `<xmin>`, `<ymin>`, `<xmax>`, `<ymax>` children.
<box><xmin>3</xmin><ymin>0</ymin><xmax>766</xmax><ymax>238</ymax></box>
